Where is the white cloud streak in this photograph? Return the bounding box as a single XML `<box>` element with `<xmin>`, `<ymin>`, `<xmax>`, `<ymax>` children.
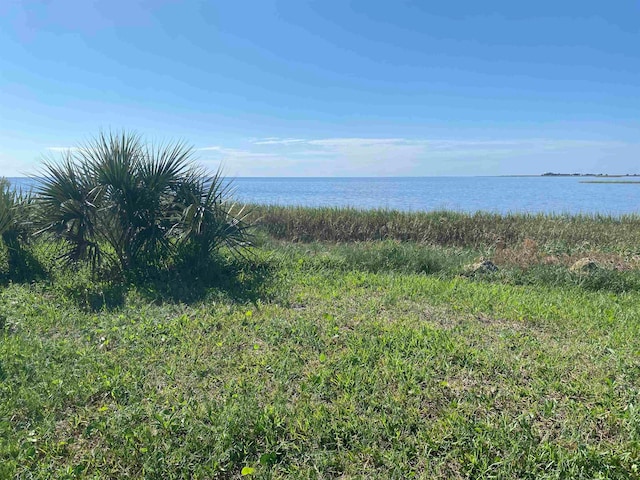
<box><xmin>252</xmin><ymin>138</ymin><xmax>307</xmax><ymax>145</ymax></box>
<box><xmin>184</xmin><ymin>138</ymin><xmax>640</xmax><ymax>176</ymax></box>
<box><xmin>197</xmin><ymin>146</ymin><xmax>278</xmax><ymax>158</ymax></box>
<box><xmin>9</xmin><ymin>137</ymin><xmax>630</xmax><ymax>178</ymax></box>
<box><xmin>46</xmin><ymin>146</ymin><xmax>80</xmax><ymax>152</ymax></box>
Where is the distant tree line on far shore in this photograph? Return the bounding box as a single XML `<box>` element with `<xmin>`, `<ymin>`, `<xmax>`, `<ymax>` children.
<box><xmin>542</xmin><ymin>172</ymin><xmax>640</xmax><ymax>177</ymax></box>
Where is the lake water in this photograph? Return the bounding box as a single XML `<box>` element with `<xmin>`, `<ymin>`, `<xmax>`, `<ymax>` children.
<box><xmin>8</xmin><ymin>176</ymin><xmax>640</xmax><ymax>216</ymax></box>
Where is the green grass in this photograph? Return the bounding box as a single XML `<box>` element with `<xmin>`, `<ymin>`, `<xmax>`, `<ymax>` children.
<box><xmin>2</xmin><ymin>231</ymin><xmax>640</xmax><ymax>478</ymax></box>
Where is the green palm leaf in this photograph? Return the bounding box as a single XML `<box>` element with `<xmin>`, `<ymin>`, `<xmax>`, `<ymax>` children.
<box><xmin>33</xmin><ymin>131</ymin><xmax>251</xmax><ymax>274</ymax></box>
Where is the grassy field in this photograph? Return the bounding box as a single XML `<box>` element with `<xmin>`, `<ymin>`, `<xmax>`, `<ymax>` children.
<box><xmin>2</xmin><ymin>210</ymin><xmax>640</xmax><ymax>478</ymax></box>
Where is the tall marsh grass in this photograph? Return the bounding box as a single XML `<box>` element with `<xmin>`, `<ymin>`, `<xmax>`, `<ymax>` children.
<box><xmin>250</xmin><ymin>205</ymin><xmax>640</xmax><ymax>252</ymax></box>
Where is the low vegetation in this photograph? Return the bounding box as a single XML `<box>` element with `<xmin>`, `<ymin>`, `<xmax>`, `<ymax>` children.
<box><xmin>250</xmin><ymin>204</ymin><xmax>640</xmax><ymax>253</ymax></box>
<box><xmin>2</xmin><ymin>235</ymin><xmax>640</xmax><ymax>478</ymax></box>
<box><xmin>2</xmin><ymin>144</ymin><xmax>640</xmax><ymax>477</ymax></box>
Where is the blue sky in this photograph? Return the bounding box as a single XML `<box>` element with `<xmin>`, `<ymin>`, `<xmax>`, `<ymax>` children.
<box><xmin>1</xmin><ymin>0</ymin><xmax>639</xmax><ymax>176</ymax></box>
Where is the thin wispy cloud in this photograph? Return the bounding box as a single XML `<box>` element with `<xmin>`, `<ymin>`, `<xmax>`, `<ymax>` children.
<box><xmin>46</xmin><ymin>146</ymin><xmax>80</xmax><ymax>152</ymax></box>
<box><xmin>307</xmin><ymin>138</ymin><xmax>412</xmax><ymax>147</ymax></box>
<box><xmin>252</xmin><ymin>138</ymin><xmax>307</xmax><ymax>146</ymax></box>
<box><xmin>197</xmin><ymin>146</ymin><xmax>278</xmax><ymax>158</ymax></box>
<box><xmin>195</xmin><ymin>137</ymin><xmax>640</xmax><ymax>176</ymax></box>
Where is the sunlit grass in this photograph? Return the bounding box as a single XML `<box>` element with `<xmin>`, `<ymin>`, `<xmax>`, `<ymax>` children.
<box><xmin>2</xmin><ymin>232</ymin><xmax>640</xmax><ymax>478</ymax></box>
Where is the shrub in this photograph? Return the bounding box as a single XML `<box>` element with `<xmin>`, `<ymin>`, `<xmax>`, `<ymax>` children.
<box><xmin>34</xmin><ymin>131</ymin><xmax>251</xmax><ymax>274</ymax></box>
<box><xmin>0</xmin><ymin>178</ymin><xmax>39</xmax><ymax>280</ymax></box>
<box><xmin>0</xmin><ymin>178</ymin><xmax>31</xmax><ymax>249</ymax></box>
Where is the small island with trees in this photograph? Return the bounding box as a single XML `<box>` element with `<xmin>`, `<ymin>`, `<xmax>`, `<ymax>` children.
<box><xmin>542</xmin><ymin>172</ymin><xmax>640</xmax><ymax>177</ymax></box>
<box><xmin>541</xmin><ymin>173</ymin><xmax>640</xmax><ymax>183</ymax></box>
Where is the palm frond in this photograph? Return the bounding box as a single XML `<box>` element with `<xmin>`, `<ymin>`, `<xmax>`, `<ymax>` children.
<box><xmin>177</xmin><ymin>170</ymin><xmax>252</xmax><ymax>258</ymax></box>
<box><xmin>33</xmin><ymin>131</ymin><xmax>252</xmax><ymax>273</ymax></box>
<box><xmin>33</xmin><ymin>157</ymin><xmax>102</xmax><ymax>266</ymax></box>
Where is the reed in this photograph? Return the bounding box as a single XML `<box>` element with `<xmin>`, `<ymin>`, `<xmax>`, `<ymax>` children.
<box><xmin>249</xmin><ymin>205</ymin><xmax>640</xmax><ymax>252</ymax></box>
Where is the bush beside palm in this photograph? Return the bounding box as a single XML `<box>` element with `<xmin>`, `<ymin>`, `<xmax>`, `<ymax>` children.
<box><xmin>0</xmin><ymin>178</ymin><xmax>42</xmax><ymax>280</ymax></box>
<box><xmin>34</xmin><ymin>131</ymin><xmax>251</xmax><ymax>275</ymax></box>
<box><xmin>0</xmin><ymin>178</ymin><xmax>31</xmax><ymax>250</ymax></box>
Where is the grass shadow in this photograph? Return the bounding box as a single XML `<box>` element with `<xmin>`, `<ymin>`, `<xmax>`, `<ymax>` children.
<box><xmin>52</xmin><ymin>251</ymin><xmax>278</xmax><ymax>312</ymax></box>
<box><xmin>63</xmin><ymin>281</ymin><xmax>128</xmax><ymax>312</ymax></box>
<box><xmin>0</xmin><ymin>245</ymin><xmax>49</xmax><ymax>285</ymax></box>
<box><xmin>130</xmin><ymin>254</ymin><xmax>277</xmax><ymax>306</ymax></box>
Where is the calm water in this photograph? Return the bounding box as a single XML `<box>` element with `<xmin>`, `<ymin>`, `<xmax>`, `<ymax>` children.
<box><xmin>9</xmin><ymin>176</ymin><xmax>640</xmax><ymax>215</ymax></box>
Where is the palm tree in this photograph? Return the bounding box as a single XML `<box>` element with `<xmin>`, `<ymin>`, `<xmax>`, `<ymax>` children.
<box><xmin>34</xmin><ymin>131</ymin><xmax>251</xmax><ymax>274</ymax></box>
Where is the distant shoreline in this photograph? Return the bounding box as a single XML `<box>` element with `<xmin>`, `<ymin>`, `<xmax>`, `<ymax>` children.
<box><xmin>505</xmin><ymin>173</ymin><xmax>640</xmax><ymax>178</ymax></box>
